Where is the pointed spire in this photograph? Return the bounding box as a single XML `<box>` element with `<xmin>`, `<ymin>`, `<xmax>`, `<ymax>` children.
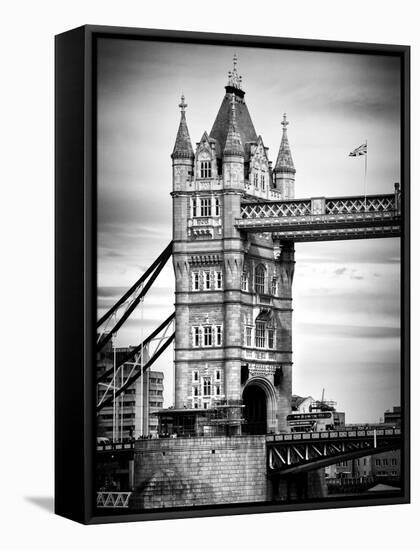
<box><xmin>223</xmin><ymin>94</ymin><xmax>244</xmax><ymax>157</ymax></box>
<box><xmin>227</xmin><ymin>53</ymin><xmax>243</xmax><ymax>90</ymax></box>
<box><xmin>171</xmin><ymin>94</ymin><xmax>194</xmax><ymax>160</ymax></box>
<box><xmin>274</xmin><ymin>113</ymin><xmax>296</xmax><ymax>174</ymax></box>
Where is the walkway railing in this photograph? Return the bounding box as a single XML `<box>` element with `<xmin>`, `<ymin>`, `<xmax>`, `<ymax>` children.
<box><xmin>240</xmin><ymin>192</ymin><xmax>399</xmax><ymax>220</ymax></box>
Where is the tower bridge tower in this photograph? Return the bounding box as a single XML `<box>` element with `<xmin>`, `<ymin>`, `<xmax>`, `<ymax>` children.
<box><xmin>171</xmin><ymin>57</ymin><xmax>295</xmax><ymax>434</ymax></box>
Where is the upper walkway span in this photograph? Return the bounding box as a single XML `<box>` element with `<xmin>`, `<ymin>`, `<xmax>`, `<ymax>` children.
<box><xmin>236</xmin><ymin>189</ymin><xmax>401</xmax><ymax>242</ymax></box>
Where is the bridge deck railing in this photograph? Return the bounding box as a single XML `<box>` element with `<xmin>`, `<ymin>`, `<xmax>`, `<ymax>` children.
<box><xmin>266</xmin><ymin>427</ymin><xmax>400</xmax><ymax>444</ymax></box>
<box><xmin>96</xmin><ymin>442</ymin><xmax>135</xmax><ymax>452</ymax></box>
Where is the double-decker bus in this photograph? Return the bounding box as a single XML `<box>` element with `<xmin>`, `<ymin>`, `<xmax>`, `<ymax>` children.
<box><xmin>286</xmin><ymin>411</ymin><xmax>335</xmax><ymax>432</ymax></box>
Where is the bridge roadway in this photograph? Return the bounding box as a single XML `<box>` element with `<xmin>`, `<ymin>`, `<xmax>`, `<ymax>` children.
<box><xmin>235</xmin><ymin>191</ymin><xmax>401</xmax><ymax>242</ymax></box>
<box><xmin>266</xmin><ymin>427</ymin><xmax>401</xmax><ymax>475</ymax></box>
<box><xmin>97</xmin><ymin>426</ymin><xmax>401</xmax><ymax>474</ymax></box>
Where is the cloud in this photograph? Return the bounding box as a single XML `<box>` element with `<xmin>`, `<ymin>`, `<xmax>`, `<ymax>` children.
<box><xmin>298</xmin><ymin>322</ymin><xmax>400</xmax><ymax>340</ymax></box>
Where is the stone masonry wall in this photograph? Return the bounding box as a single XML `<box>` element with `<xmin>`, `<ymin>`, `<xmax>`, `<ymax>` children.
<box><xmin>130</xmin><ymin>435</ymin><xmax>267</xmax><ymax>509</ymax></box>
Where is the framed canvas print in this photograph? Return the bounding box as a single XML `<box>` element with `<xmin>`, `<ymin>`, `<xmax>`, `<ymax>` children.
<box><xmin>55</xmin><ymin>25</ymin><xmax>410</xmax><ymax>524</ymax></box>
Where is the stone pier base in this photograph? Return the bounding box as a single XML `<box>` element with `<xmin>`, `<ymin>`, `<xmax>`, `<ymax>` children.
<box><xmin>271</xmin><ymin>469</ymin><xmax>328</xmax><ymax>501</ymax></box>
<box><xmin>129</xmin><ymin>435</ymin><xmax>327</xmax><ymax>510</ymax></box>
<box><xmin>130</xmin><ymin>435</ymin><xmax>267</xmax><ymax>509</ymax></box>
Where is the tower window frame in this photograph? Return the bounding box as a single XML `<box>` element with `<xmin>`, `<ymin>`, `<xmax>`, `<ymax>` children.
<box><xmin>192</xmin><ymin>197</ymin><xmax>197</xmax><ymax>217</ymax></box>
<box><xmin>203</xmin><ymin>325</ymin><xmax>213</xmax><ymax>347</ymax></box>
<box><xmin>271</xmin><ymin>276</ymin><xmax>278</xmax><ymax>296</ymax></box>
<box><xmin>267</xmin><ymin>328</ymin><xmax>275</xmax><ymax>349</ymax></box>
<box><xmin>200</xmin><ymin>160</ymin><xmax>212</xmax><ymax>178</ymax></box>
<box><xmin>203</xmin><ymin>378</ymin><xmax>211</xmax><ymax>396</ymax></box>
<box><xmin>192</xmin><ymin>327</ymin><xmax>201</xmax><ymax>348</ymax></box>
<box><xmin>215</xmin><ymin>197</ymin><xmax>221</xmax><ymax>216</ymax></box>
<box><xmin>203</xmin><ymin>271</ymin><xmax>211</xmax><ymax>290</ymax></box>
<box><xmin>215</xmin><ymin>325</ymin><xmax>223</xmax><ymax>346</ymax></box>
<box><xmin>200</xmin><ymin>197</ymin><xmax>212</xmax><ymax>217</ymax></box>
<box><xmin>192</xmin><ymin>271</ymin><xmax>200</xmax><ymax>291</ymax></box>
<box><xmin>245</xmin><ymin>326</ymin><xmax>253</xmax><ymax>347</ymax></box>
<box><xmin>241</xmin><ymin>271</ymin><xmax>249</xmax><ymax>291</ymax></box>
<box><xmin>255</xmin><ymin>264</ymin><xmax>266</xmax><ymax>294</ymax></box>
<box><xmin>255</xmin><ymin>321</ymin><xmax>266</xmax><ymax>348</ymax></box>
<box><xmin>215</xmin><ymin>271</ymin><xmax>223</xmax><ymax>290</ymax></box>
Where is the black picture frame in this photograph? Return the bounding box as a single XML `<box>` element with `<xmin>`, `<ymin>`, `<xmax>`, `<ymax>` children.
<box><xmin>55</xmin><ymin>25</ymin><xmax>410</xmax><ymax>525</ymax></box>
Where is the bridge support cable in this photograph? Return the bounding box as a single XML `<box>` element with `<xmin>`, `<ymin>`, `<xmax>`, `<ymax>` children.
<box><xmin>97</xmin><ymin>314</ymin><xmax>175</xmax><ymax>412</ymax></box>
<box><xmin>96</xmin><ymin>241</ymin><xmax>173</xmax><ymax>351</ymax></box>
<box><xmin>97</xmin><ymin>312</ymin><xmax>175</xmax><ymax>384</ymax></box>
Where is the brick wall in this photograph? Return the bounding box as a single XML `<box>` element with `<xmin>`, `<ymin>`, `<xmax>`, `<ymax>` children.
<box><xmin>130</xmin><ymin>435</ymin><xmax>267</xmax><ymax>509</ymax></box>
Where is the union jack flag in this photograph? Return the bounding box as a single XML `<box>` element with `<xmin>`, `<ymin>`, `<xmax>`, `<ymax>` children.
<box><xmin>349</xmin><ymin>143</ymin><xmax>367</xmax><ymax>157</ymax></box>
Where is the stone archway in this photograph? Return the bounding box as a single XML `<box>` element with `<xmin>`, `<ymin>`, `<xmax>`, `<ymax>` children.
<box><xmin>242</xmin><ymin>377</ymin><xmax>277</xmax><ymax>435</ymax></box>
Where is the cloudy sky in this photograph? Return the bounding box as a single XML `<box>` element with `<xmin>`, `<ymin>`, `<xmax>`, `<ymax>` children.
<box><xmin>97</xmin><ymin>38</ymin><xmax>401</xmax><ymax>423</ymax></box>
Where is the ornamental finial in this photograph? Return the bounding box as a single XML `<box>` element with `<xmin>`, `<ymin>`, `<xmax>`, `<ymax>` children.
<box><xmin>282</xmin><ymin>113</ymin><xmax>289</xmax><ymax>129</ymax></box>
<box><xmin>227</xmin><ymin>53</ymin><xmax>242</xmax><ymax>90</ymax></box>
<box><xmin>231</xmin><ymin>92</ymin><xmax>236</xmax><ymax>118</ymax></box>
<box><xmin>179</xmin><ymin>94</ymin><xmax>187</xmax><ymax>113</ymax></box>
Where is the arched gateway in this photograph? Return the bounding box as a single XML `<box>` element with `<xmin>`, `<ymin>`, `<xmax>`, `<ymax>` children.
<box><xmin>242</xmin><ymin>378</ymin><xmax>278</xmax><ymax>434</ymax></box>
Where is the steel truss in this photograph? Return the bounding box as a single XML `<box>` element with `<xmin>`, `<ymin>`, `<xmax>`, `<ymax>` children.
<box><xmin>266</xmin><ymin>428</ymin><xmax>401</xmax><ymax>475</ymax></box>
<box><xmin>96</xmin><ymin>492</ymin><xmax>132</xmax><ymax>508</ymax></box>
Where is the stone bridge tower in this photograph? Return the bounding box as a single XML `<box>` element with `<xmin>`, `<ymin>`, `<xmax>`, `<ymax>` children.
<box><xmin>171</xmin><ymin>56</ymin><xmax>295</xmax><ymax>434</ymax></box>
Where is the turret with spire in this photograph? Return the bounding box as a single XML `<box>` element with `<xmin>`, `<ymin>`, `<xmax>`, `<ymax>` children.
<box><xmin>222</xmin><ymin>94</ymin><xmax>245</xmax><ymax>193</ymax></box>
<box><xmin>273</xmin><ymin>113</ymin><xmax>296</xmax><ymax>199</ymax></box>
<box><xmin>172</xmin><ymin>94</ymin><xmax>194</xmax><ymax>160</ymax></box>
<box><xmin>172</xmin><ymin>94</ymin><xmax>195</xmax><ymax>195</ymax></box>
<box><xmin>223</xmin><ymin>94</ymin><xmax>244</xmax><ymax>158</ymax></box>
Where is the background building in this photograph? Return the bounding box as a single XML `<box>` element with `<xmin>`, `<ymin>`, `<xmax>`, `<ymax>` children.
<box><xmin>326</xmin><ymin>405</ymin><xmax>401</xmax><ymax>491</ymax></box>
<box><xmin>97</xmin><ymin>342</ymin><xmax>164</xmax><ymax>440</ymax></box>
<box><xmin>384</xmin><ymin>406</ymin><xmax>401</xmax><ymax>426</ymax></box>
<box><xmin>291</xmin><ymin>395</ymin><xmax>314</xmax><ymax>413</ymax></box>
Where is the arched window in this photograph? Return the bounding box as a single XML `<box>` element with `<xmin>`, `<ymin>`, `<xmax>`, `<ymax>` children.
<box><xmin>255</xmin><ymin>265</ymin><xmax>266</xmax><ymax>294</ymax></box>
<box><xmin>203</xmin><ymin>378</ymin><xmax>211</xmax><ymax>396</ymax></box>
